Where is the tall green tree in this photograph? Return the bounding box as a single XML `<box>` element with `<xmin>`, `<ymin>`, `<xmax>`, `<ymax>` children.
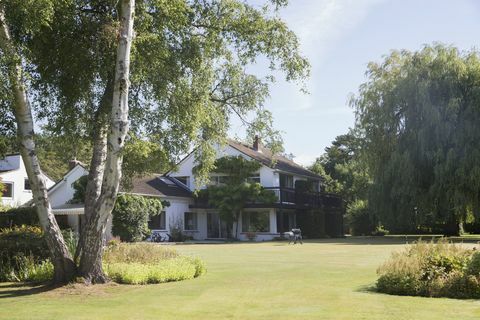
<box><xmin>197</xmin><ymin>156</ymin><xmax>276</xmax><ymax>239</ymax></box>
<box><xmin>352</xmin><ymin>44</ymin><xmax>480</xmax><ymax>235</ymax></box>
<box><xmin>0</xmin><ymin>0</ymin><xmax>309</xmax><ymax>283</ymax></box>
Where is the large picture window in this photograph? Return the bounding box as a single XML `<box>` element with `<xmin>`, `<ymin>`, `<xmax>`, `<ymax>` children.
<box><xmin>242</xmin><ymin>211</ymin><xmax>270</xmax><ymax>232</ymax></box>
<box><xmin>148</xmin><ymin>211</ymin><xmax>166</xmax><ymax>230</ymax></box>
<box><xmin>184</xmin><ymin>212</ymin><xmax>198</xmax><ymax>230</ymax></box>
<box><xmin>1</xmin><ymin>182</ymin><xmax>13</xmax><ymax>198</ymax></box>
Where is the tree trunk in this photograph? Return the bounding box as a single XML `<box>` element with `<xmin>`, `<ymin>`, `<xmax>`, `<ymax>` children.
<box><xmin>0</xmin><ymin>7</ymin><xmax>75</xmax><ymax>283</ymax></box>
<box><xmin>78</xmin><ymin>0</ymin><xmax>135</xmax><ymax>284</ymax></box>
<box><xmin>74</xmin><ymin>81</ymin><xmax>113</xmax><ymax>262</ymax></box>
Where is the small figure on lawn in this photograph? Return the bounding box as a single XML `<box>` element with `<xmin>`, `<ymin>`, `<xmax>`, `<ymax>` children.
<box><xmin>284</xmin><ymin>228</ymin><xmax>303</xmax><ymax>244</ymax></box>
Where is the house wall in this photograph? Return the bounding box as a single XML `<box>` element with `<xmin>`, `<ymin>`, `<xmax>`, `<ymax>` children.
<box><xmin>0</xmin><ymin>154</ymin><xmax>54</xmax><ymax>207</ymax></box>
<box><xmin>170</xmin><ymin>144</ymin><xmax>281</xmax><ymax>190</ymax></box>
<box><xmin>49</xmin><ymin>165</ymin><xmax>88</xmax><ymax>207</ymax></box>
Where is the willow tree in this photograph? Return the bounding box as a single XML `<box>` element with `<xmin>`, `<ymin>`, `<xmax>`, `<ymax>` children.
<box><xmin>0</xmin><ymin>0</ymin><xmax>309</xmax><ymax>283</ymax></box>
<box><xmin>352</xmin><ymin>44</ymin><xmax>480</xmax><ymax>235</ymax></box>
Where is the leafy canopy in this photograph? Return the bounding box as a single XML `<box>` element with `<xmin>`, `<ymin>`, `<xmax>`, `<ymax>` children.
<box><xmin>352</xmin><ymin>44</ymin><xmax>480</xmax><ymax>233</ymax></box>
<box><xmin>0</xmin><ymin>0</ymin><xmax>309</xmax><ymax>185</ymax></box>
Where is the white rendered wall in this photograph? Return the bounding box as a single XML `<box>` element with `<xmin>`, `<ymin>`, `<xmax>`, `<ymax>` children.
<box><xmin>49</xmin><ymin>165</ymin><xmax>88</xmax><ymax>207</ymax></box>
<box><xmin>0</xmin><ymin>154</ymin><xmax>54</xmax><ymax>207</ymax></box>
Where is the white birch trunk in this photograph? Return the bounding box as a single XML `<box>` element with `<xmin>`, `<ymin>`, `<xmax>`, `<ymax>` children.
<box><xmin>78</xmin><ymin>0</ymin><xmax>135</xmax><ymax>283</ymax></box>
<box><xmin>0</xmin><ymin>7</ymin><xmax>75</xmax><ymax>283</ymax></box>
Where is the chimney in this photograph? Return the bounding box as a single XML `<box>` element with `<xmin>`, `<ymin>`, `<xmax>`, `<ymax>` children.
<box><xmin>68</xmin><ymin>159</ymin><xmax>79</xmax><ymax>170</ymax></box>
<box><xmin>253</xmin><ymin>135</ymin><xmax>262</xmax><ymax>151</ymax></box>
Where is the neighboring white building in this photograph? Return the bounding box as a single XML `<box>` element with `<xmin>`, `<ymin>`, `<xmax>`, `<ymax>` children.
<box><xmin>0</xmin><ymin>154</ymin><xmax>55</xmax><ymax>207</ymax></box>
<box><xmin>35</xmin><ymin>137</ymin><xmax>343</xmax><ymax>241</ymax></box>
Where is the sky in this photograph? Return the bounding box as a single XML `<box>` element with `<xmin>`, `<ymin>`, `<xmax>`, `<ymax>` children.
<box><xmin>231</xmin><ymin>0</ymin><xmax>480</xmax><ymax>166</ymax></box>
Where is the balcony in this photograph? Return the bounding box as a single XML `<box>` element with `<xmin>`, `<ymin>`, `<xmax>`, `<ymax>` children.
<box><xmin>191</xmin><ymin>186</ymin><xmax>343</xmax><ymax>209</ymax></box>
<box><xmin>263</xmin><ymin>187</ymin><xmax>343</xmax><ymax>209</ymax></box>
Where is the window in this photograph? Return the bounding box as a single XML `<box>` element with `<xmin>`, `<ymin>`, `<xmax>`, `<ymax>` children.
<box><xmin>184</xmin><ymin>212</ymin><xmax>198</xmax><ymax>230</ymax></box>
<box><xmin>242</xmin><ymin>211</ymin><xmax>270</xmax><ymax>232</ymax></box>
<box><xmin>208</xmin><ymin>175</ymin><xmax>228</xmax><ymax>186</ymax></box>
<box><xmin>1</xmin><ymin>182</ymin><xmax>13</xmax><ymax>198</ymax></box>
<box><xmin>176</xmin><ymin>176</ymin><xmax>189</xmax><ymax>187</ymax></box>
<box><xmin>24</xmin><ymin>178</ymin><xmax>31</xmax><ymax>191</ymax></box>
<box><xmin>246</xmin><ymin>174</ymin><xmax>260</xmax><ymax>184</ymax></box>
<box><xmin>280</xmin><ymin>174</ymin><xmax>293</xmax><ymax>188</ymax></box>
<box><xmin>148</xmin><ymin>211</ymin><xmax>166</xmax><ymax>230</ymax></box>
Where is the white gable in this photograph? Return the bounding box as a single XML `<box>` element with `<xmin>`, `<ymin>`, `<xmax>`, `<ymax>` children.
<box><xmin>0</xmin><ymin>154</ymin><xmax>55</xmax><ymax>207</ymax></box>
<box><xmin>49</xmin><ymin>165</ymin><xmax>89</xmax><ymax>207</ymax></box>
<box><xmin>168</xmin><ymin>143</ymin><xmax>278</xmax><ymax>189</ymax></box>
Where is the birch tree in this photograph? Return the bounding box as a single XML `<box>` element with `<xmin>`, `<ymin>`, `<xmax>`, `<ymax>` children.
<box><xmin>1</xmin><ymin>0</ymin><xmax>310</xmax><ymax>283</ymax></box>
<box><xmin>0</xmin><ymin>2</ymin><xmax>75</xmax><ymax>283</ymax></box>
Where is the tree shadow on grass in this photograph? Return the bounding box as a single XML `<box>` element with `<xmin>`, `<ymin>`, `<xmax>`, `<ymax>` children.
<box><xmin>0</xmin><ymin>282</ymin><xmax>55</xmax><ymax>299</ymax></box>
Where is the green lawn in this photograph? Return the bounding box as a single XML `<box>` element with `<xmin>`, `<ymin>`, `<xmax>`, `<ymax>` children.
<box><xmin>1</xmin><ymin>238</ymin><xmax>480</xmax><ymax>320</ymax></box>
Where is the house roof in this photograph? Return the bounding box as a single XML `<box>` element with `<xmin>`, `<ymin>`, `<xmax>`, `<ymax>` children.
<box><xmin>122</xmin><ymin>175</ymin><xmax>192</xmax><ymax>198</ymax></box>
<box><xmin>227</xmin><ymin>139</ymin><xmax>323</xmax><ymax>180</ymax></box>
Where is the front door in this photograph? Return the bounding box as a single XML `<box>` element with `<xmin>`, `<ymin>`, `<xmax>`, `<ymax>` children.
<box><xmin>207</xmin><ymin>212</ymin><xmax>227</xmax><ymax>238</ymax></box>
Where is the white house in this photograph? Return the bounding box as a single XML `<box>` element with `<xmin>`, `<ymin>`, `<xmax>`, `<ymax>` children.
<box><xmin>0</xmin><ymin>154</ymin><xmax>55</xmax><ymax>207</ymax></box>
<box><xmin>36</xmin><ymin>137</ymin><xmax>344</xmax><ymax>241</ymax></box>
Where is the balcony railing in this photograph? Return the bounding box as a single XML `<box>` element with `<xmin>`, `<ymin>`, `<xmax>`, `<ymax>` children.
<box><xmin>262</xmin><ymin>187</ymin><xmax>343</xmax><ymax>208</ymax></box>
<box><xmin>192</xmin><ymin>186</ymin><xmax>343</xmax><ymax>209</ymax></box>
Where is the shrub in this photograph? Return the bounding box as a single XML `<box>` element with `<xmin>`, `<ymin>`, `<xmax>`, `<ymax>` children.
<box><xmin>466</xmin><ymin>251</ymin><xmax>480</xmax><ymax>276</ymax></box>
<box><xmin>376</xmin><ymin>240</ymin><xmax>480</xmax><ymax>298</ymax></box>
<box><xmin>347</xmin><ymin>200</ymin><xmax>375</xmax><ymax>236</ymax></box>
<box><xmin>112</xmin><ymin>194</ymin><xmax>163</xmax><ymax>242</ymax></box>
<box><xmin>103</xmin><ymin>243</ymin><xmax>206</xmax><ymax>285</ymax></box>
<box><xmin>0</xmin><ymin>207</ymin><xmax>39</xmax><ymax>228</ymax></box>
<box><xmin>104</xmin><ymin>242</ymin><xmax>179</xmax><ymax>264</ymax></box>
<box><xmin>0</xmin><ymin>225</ymin><xmax>49</xmax><ymax>261</ymax></box>
<box><xmin>0</xmin><ymin>226</ymin><xmax>52</xmax><ymax>282</ymax></box>
<box><xmin>0</xmin><ymin>255</ymin><xmax>53</xmax><ymax>282</ymax></box>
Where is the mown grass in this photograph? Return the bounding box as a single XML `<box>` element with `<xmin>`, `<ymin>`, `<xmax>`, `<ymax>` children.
<box><xmin>1</xmin><ymin>238</ymin><xmax>480</xmax><ymax>320</ymax></box>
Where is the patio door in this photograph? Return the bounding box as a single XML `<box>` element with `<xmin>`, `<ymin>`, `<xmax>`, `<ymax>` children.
<box><xmin>207</xmin><ymin>212</ymin><xmax>227</xmax><ymax>238</ymax></box>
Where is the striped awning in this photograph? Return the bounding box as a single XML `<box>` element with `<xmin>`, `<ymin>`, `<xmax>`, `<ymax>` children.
<box><xmin>52</xmin><ymin>203</ymin><xmax>84</xmax><ymax>216</ymax></box>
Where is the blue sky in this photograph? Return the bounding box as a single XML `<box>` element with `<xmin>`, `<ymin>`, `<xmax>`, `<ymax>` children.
<box><xmin>232</xmin><ymin>0</ymin><xmax>480</xmax><ymax>166</ymax></box>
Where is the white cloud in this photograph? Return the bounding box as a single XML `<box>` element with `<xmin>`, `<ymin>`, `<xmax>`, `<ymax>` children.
<box><xmin>271</xmin><ymin>0</ymin><xmax>387</xmax><ymax>111</ymax></box>
<box><xmin>292</xmin><ymin>153</ymin><xmax>318</xmax><ymax>167</ymax></box>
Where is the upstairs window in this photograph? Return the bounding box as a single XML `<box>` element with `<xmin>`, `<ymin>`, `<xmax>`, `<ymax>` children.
<box><xmin>208</xmin><ymin>175</ymin><xmax>228</xmax><ymax>186</ymax></box>
<box><xmin>246</xmin><ymin>174</ymin><xmax>260</xmax><ymax>184</ymax></box>
<box><xmin>175</xmin><ymin>176</ymin><xmax>189</xmax><ymax>188</ymax></box>
<box><xmin>148</xmin><ymin>211</ymin><xmax>166</xmax><ymax>230</ymax></box>
<box><xmin>24</xmin><ymin>179</ymin><xmax>31</xmax><ymax>191</ymax></box>
<box><xmin>1</xmin><ymin>182</ymin><xmax>13</xmax><ymax>198</ymax></box>
<box><xmin>280</xmin><ymin>174</ymin><xmax>293</xmax><ymax>188</ymax></box>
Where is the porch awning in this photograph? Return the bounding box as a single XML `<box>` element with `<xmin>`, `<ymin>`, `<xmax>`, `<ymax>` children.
<box><xmin>52</xmin><ymin>203</ymin><xmax>85</xmax><ymax>215</ymax></box>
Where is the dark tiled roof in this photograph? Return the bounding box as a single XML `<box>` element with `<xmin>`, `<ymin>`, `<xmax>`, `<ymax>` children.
<box><xmin>227</xmin><ymin>139</ymin><xmax>322</xmax><ymax>180</ymax></box>
<box><xmin>123</xmin><ymin>175</ymin><xmax>192</xmax><ymax>198</ymax></box>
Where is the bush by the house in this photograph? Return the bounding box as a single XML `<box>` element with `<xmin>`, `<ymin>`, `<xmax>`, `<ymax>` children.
<box><xmin>0</xmin><ymin>225</ymin><xmax>52</xmax><ymax>282</ymax></box>
<box><xmin>111</xmin><ymin>194</ymin><xmax>163</xmax><ymax>242</ymax></box>
<box><xmin>0</xmin><ymin>207</ymin><xmax>39</xmax><ymax>228</ymax></box>
<box><xmin>103</xmin><ymin>242</ymin><xmax>206</xmax><ymax>284</ymax></box>
<box><xmin>346</xmin><ymin>200</ymin><xmax>376</xmax><ymax>236</ymax></box>
<box><xmin>376</xmin><ymin>240</ymin><xmax>480</xmax><ymax>299</ymax></box>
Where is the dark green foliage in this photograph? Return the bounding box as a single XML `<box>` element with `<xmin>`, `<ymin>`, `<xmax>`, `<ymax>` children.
<box><xmin>0</xmin><ymin>225</ymin><xmax>51</xmax><ymax>282</ymax></box>
<box><xmin>0</xmin><ymin>207</ymin><xmax>39</xmax><ymax>228</ymax></box>
<box><xmin>352</xmin><ymin>44</ymin><xmax>480</xmax><ymax>235</ymax></box>
<box><xmin>2</xmin><ymin>0</ymin><xmax>309</xmax><ymax>188</ymax></box>
<box><xmin>111</xmin><ymin>194</ymin><xmax>163</xmax><ymax>242</ymax></box>
<box><xmin>296</xmin><ymin>208</ymin><xmax>325</xmax><ymax>238</ymax></box>
<box><xmin>197</xmin><ymin>156</ymin><xmax>276</xmax><ymax>238</ymax></box>
<box><xmin>347</xmin><ymin>200</ymin><xmax>375</xmax><ymax>236</ymax></box>
<box><xmin>70</xmin><ymin>175</ymin><xmax>88</xmax><ymax>204</ymax></box>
